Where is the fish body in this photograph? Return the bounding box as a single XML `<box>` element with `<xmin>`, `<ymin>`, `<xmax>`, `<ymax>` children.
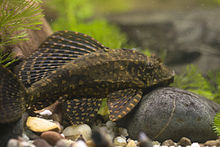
<box><xmin>0</xmin><ymin>31</ymin><xmax>175</xmax><ymax>124</ymax></box>
<box><xmin>27</xmin><ymin>48</ymin><xmax>173</xmax><ymax>101</ymax></box>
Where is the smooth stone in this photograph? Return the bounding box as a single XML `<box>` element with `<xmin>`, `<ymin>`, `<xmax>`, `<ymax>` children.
<box><xmin>191</xmin><ymin>143</ymin><xmax>200</xmax><ymax>147</ymax></box>
<box><xmin>7</xmin><ymin>139</ymin><xmax>35</xmax><ymax>147</ymax></box>
<box><xmin>39</xmin><ymin>110</ymin><xmax>52</xmax><ymax>116</ymax></box>
<box><xmin>162</xmin><ymin>139</ymin><xmax>176</xmax><ymax>146</ymax></box>
<box><xmin>177</xmin><ymin>137</ymin><xmax>191</xmax><ymax>147</ymax></box>
<box><xmin>126</xmin><ymin>140</ymin><xmax>136</xmax><ymax>147</ymax></box>
<box><xmin>33</xmin><ymin>139</ymin><xmax>52</xmax><ymax>147</ymax></box>
<box><xmin>113</xmin><ymin>136</ymin><xmax>127</xmax><ymax>146</ymax></box>
<box><xmin>118</xmin><ymin>87</ymin><xmax>220</xmax><ymax>142</ymax></box>
<box><xmin>40</xmin><ymin>131</ymin><xmax>64</xmax><ymax>145</ymax></box>
<box><xmin>7</xmin><ymin>139</ymin><xmax>19</xmax><ymax>147</ymax></box>
<box><xmin>118</xmin><ymin>128</ymin><xmax>129</xmax><ymax>137</ymax></box>
<box><xmin>204</xmin><ymin>140</ymin><xmax>220</xmax><ymax>146</ymax></box>
<box><xmin>71</xmin><ymin>140</ymin><xmax>88</xmax><ymax>147</ymax></box>
<box><xmin>56</xmin><ymin>139</ymin><xmax>75</xmax><ymax>147</ymax></box>
<box><xmin>63</xmin><ymin>124</ymin><xmax>92</xmax><ymax>141</ymax></box>
<box><xmin>86</xmin><ymin>140</ymin><xmax>95</xmax><ymax>147</ymax></box>
<box><xmin>26</xmin><ymin>117</ymin><xmax>61</xmax><ymax>133</ymax></box>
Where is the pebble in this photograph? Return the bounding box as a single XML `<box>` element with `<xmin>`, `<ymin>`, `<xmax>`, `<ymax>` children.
<box><xmin>33</xmin><ymin>139</ymin><xmax>52</xmax><ymax>147</ymax></box>
<box><xmin>177</xmin><ymin>137</ymin><xmax>191</xmax><ymax>147</ymax></box>
<box><xmin>26</xmin><ymin>117</ymin><xmax>61</xmax><ymax>132</ymax></box>
<box><xmin>204</xmin><ymin>139</ymin><xmax>220</xmax><ymax>146</ymax></box>
<box><xmin>126</xmin><ymin>140</ymin><xmax>136</xmax><ymax>147</ymax></box>
<box><xmin>39</xmin><ymin>110</ymin><xmax>52</xmax><ymax>116</ymax></box>
<box><xmin>162</xmin><ymin>139</ymin><xmax>176</xmax><ymax>146</ymax></box>
<box><xmin>118</xmin><ymin>128</ymin><xmax>129</xmax><ymax>137</ymax></box>
<box><xmin>63</xmin><ymin>124</ymin><xmax>92</xmax><ymax>141</ymax></box>
<box><xmin>56</xmin><ymin>139</ymin><xmax>75</xmax><ymax>147</ymax></box>
<box><xmin>191</xmin><ymin>142</ymin><xmax>200</xmax><ymax>147</ymax></box>
<box><xmin>7</xmin><ymin>139</ymin><xmax>19</xmax><ymax>147</ymax></box>
<box><xmin>113</xmin><ymin>136</ymin><xmax>127</xmax><ymax>146</ymax></box>
<box><xmin>152</xmin><ymin>141</ymin><xmax>160</xmax><ymax>146</ymax></box>
<box><xmin>86</xmin><ymin>140</ymin><xmax>95</xmax><ymax>147</ymax></box>
<box><xmin>71</xmin><ymin>140</ymin><xmax>88</xmax><ymax>147</ymax></box>
<box><xmin>99</xmin><ymin>126</ymin><xmax>115</xmax><ymax>140</ymax></box>
<box><xmin>118</xmin><ymin>87</ymin><xmax>219</xmax><ymax>142</ymax></box>
<box><xmin>7</xmin><ymin>139</ymin><xmax>36</xmax><ymax>147</ymax></box>
<box><xmin>40</xmin><ymin>131</ymin><xmax>64</xmax><ymax>145</ymax></box>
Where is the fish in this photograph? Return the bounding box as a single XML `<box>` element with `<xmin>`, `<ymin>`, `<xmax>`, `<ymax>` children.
<box><xmin>0</xmin><ymin>31</ymin><xmax>175</xmax><ymax>124</ymax></box>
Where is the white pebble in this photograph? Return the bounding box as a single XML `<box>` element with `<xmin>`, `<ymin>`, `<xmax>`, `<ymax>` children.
<box><xmin>189</xmin><ymin>142</ymin><xmax>200</xmax><ymax>147</ymax></box>
<box><xmin>60</xmin><ymin>133</ymin><xmax>65</xmax><ymax>138</ymax></box>
<box><xmin>39</xmin><ymin>110</ymin><xmax>52</xmax><ymax>116</ymax></box>
<box><xmin>72</xmin><ymin>140</ymin><xmax>87</xmax><ymax>147</ymax></box>
<box><xmin>20</xmin><ymin>141</ymin><xmax>36</xmax><ymax>147</ymax></box>
<box><xmin>63</xmin><ymin>124</ymin><xmax>92</xmax><ymax>140</ymax></box>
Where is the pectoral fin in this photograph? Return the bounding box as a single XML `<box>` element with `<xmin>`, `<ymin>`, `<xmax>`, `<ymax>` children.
<box><xmin>62</xmin><ymin>97</ymin><xmax>103</xmax><ymax>124</ymax></box>
<box><xmin>107</xmin><ymin>89</ymin><xmax>143</xmax><ymax>121</ymax></box>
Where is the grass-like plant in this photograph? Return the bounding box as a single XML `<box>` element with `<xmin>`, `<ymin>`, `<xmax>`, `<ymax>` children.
<box><xmin>46</xmin><ymin>0</ymin><xmax>129</xmax><ymax>49</ymax></box>
<box><xmin>213</xmin><ymin>113</ymin><xmax>220</xmax><ymax>136</ymax></box>
<box><xmin>172</xmin><ymin>65</ymin><xmax>217</xmax><ymax>100</ymax></box>
<box><xmin>0</xmin><ymin>0</ymin><xmax>44</xmax><ymax>67</ymax></box>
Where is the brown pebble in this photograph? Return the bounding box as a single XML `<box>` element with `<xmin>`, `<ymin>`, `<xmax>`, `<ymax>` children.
<box><xmin>177</xmin><ymin>137</ymin><xmax>192</xmax><ymax>147</ymax></box>
<box><xmin>33</xmin><ymin>139</ymin><xmax>52</xmax><ymax>147</ymax></box>
<box><xmin>199</xmin><ymin>144</ymin><xmax>205</xmax><ymax>147</ymax></box>
<box><xmin>87</xmin><ymin>140</ymin><xmax>95</xmax><ymax>147</ymax></box>
<box><xmin>204</xmin><ymin>140</ymin><xmax>220</xmax><ymax>146</ymax></box>
<box><xmin>40</xmin><ymin>131</ymin><xmax>64</xmax><ymax>145</ymax></box>
<box><xmin>162</xmin><ymin>139</ymin><xmax>176</xmax><ymax>146</ymax></box>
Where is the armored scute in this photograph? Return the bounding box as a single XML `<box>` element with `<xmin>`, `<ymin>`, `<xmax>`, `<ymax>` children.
<box><xmin>0</xmin><ymin>31</ymin><xmax>174</xmax><ymax>124</ymax></box>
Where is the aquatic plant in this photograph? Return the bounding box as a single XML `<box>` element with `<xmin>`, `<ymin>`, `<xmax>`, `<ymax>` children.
<box><xmin>213</xmin><ymin>113</ymin><xmax>220</xmax><ymax>136</ymax></box>
<box><xmin>172</xmin><ymin>65</ymin><xmax>219</xmax><ymax>101</ymax></box>
<box><xmin>0</xmin><ymin>0</ymin><xmax>43</xmax><ymax>67</ymax></box>
<box><xmin>46</xmin><ymin>0</ymin><xmax>129</xmax><ymax>49</ymax></box>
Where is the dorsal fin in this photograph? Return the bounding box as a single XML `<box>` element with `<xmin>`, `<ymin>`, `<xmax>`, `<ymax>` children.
<box><xmin>107</xmin><ymin>89</ymin><xmax>143</xmax><ymax>121</ymax></box>
<box><xmin>17</xmin><ymin>31</ymin><xmax>108</xmax><ymax>87</ymax></box>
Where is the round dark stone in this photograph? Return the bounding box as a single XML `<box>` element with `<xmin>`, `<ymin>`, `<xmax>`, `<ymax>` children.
<box><xmin>117</xmin><ymin>87</ymin><xmax>219</xmax><ymax>142</ymax></box>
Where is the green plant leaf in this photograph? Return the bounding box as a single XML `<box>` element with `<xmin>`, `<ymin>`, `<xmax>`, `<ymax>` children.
<box><xmin>0</xmin><ymin>0</ymin><xmax>44</xmax><ymax>67</ymax></box>
<box><xmin>213</xmin><ymin>113</ymin><xmax>220</xmax><ymax>136</ymax></box>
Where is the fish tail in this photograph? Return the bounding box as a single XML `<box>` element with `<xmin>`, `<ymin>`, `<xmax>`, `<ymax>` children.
<box><xmin>0</xmin><ymin>64</ymin><xmax>26</xmax><ymax>123</ymax></box>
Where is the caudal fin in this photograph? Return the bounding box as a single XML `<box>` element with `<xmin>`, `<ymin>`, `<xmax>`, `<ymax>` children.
<box><xmin>0</xmin><ymin>64</ymin><xmax>26</xmax><ymax>123</ymax></box>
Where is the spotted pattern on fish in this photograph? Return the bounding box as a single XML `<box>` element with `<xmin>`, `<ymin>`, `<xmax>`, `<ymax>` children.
<box><xmin>0</xmin><ymin>31</ymin><xmax>175</xmax><ymax>124</ymax></box>
<box><xmin>17</xmin><ymin>31</ymin><xmax>107</xmax><ymax>87</ymax></box>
